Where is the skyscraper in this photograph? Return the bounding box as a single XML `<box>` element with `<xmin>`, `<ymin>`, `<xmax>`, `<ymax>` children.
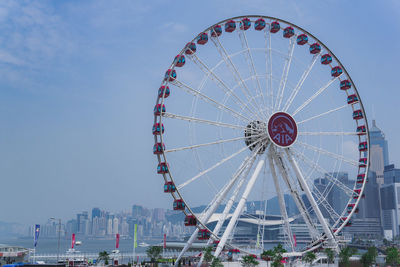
<box><xmin>381</xmin><ymin>164</ymin><xmax>400</xmax><ymax>239</ymax></box>
<box><xmin>369</xmin><ymin>120</ymin><xmax>389</xmax><ymax>184</ymax></box>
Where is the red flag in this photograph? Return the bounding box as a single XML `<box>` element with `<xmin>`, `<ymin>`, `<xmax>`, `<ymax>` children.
<box><xmin>163</xmin><ymin>233</ymin><xmax>166</xmax><ymax>249</ymax></box>
<box><xmin>71</xmin><ymin>233</ymin><xmax>75</xmax><ymax>249</ymax></box>
<box><xmin>116</xmin><ymin>233</ymin><xmax>120</xmax><ymax>249</ymax></box>
<box><xmin>293</xmin><ymin>234</ymin><xmax>297</xmax><ymax>247</ymax></box>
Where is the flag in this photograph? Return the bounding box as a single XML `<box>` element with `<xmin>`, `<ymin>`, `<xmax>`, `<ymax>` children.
<box><xmin>71</xmin><ymin>233</ymin><xmax>76</xmax><ymax>249</ymax></box>
<box><xmin>116</xmin><ymin>233</ymin><xmax>120</xmax><ymax>249</ymax></box>
<box><xmin>256</xmin><ymin>233</ymin><xmax>260</xmax><ymax>248</ymax></box>
<box><xmin>34</xmin><ymin>224</ymin><xmax>40</xmax><ymax>247</ymax></box>
<box><xmin>293</xmin><ymin>234</ymin><xmax>297</xmax><ymax>247</ymax></box>
<box><xmin>134</xmin><ymin>224</ymin><xmax>137</xmax><ymax>249</ymax></box>
<box><xmin>163</xmin><ymin>233</ymin><xmax>166</xmax><ymax>249</ymax></box>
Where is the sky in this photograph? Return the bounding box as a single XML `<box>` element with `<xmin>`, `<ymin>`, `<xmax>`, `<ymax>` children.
<box><xmin>0</xmin><ymin>0</ymin><xmax>399</xmax><ymax>226</ymax></box>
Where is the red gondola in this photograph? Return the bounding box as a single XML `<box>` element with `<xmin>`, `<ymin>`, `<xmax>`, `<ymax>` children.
<box><xmin>184</xmin><ymin>215</ymin><xmax>197</xmax><ymax>226</ymax></box>
<box><xmin>152</xmin><ymin>123</ymin><xmax>164</xmax><ymax>135</ymax></box>
<box><xmin>211</xmin><ymin>25</ymin><xmax>222</xmax><ymax>37</ymax></box>
<box><xmin>225</xmin><ymin>20</ymin><xmax>236</xmax><ymax>32</ymax></box>
<box><xmin>357</xmin><ymin>125</ymin><xmax>366</xmax><ymax>135</ymax></box>
<box><xmin>154</xmin><ymin>104</ymin><xmax>166</xmax><ymax>116</ymax></box>
<box><xmin>340</xmin><ymin>80</ymin><xmax>351</xmax><ymax>90</ymax></box>
<box><xmin>174</xmin><ymin>55</ymin><xmax>185</xmax><ymax>67</ymax></box>
<box><xmin>254</xmin><ymin>18</ymin><xmax>266</xmax><ymax>31</ymax></box>
<box><xmin>353</xmin><ymin>110</ymin><xmax>363</xmax><ymax>120</ymax></box>
<box><xmin>296</xmin><ymin>34</ymin><xmax>308</xmax><ymax>45</ymax></box>
<box><xmin>197</xmin><ymin>229</ymin><xmax>211</xmax><ymax>240</ymax></box>
<box><xmin>197</xmin><ymin>32</ymin><xmax>208</xmax><ymax>45</ymax></box>
<box><xmin>331</xmin><ymin>66</ymin><xmax>343</xmax><ymax>77</ymax></box>
<box><xmin>283</xmin><ymin>26</ymin><xmax>294</xmax><ymax>38</ymax></box>
<box><xmin>164</xmin><ymin>69</ymin><xmax>176</xmax><ymax>81</ymax></box>
<box><xmin>240</xmin><ymin>18</ymin><xmax>251</xmax><ymax>30</ymax></box>
<box><xmin>347</xmin><ymin>204</ymin><xmax>355</xmax><ymax>213</ymax></box>
<box><xmin>270</xmin><ymin>21</ymin><xmax>280</xmax><ymax>33</ymax></box>
<box><xmin>309</xmin><ymin>43</ymin><xmax>321</xmax><ymax>54</ymax></box>
<box><xmin>158</xmin><ymin>86</ymin><xmax>170</xmax><ymax>98</ymax></box>
<box><xmin>359</xmin><ymin>158</ymin><xmax>367</xmax><ymax>167</ymax></box>
<box><xmin>345</xmin><ymin>220</ymin><xmax>352</xmax><ymax>227</ymax></box>
<box><xmin>357</xmin><ymin>174</ymin><xmax>365</xmax><ymax>184</ymax></box>
<box><xmin>153</xmin><ymin>142</ymin><xmax>165</xmax><ymax>155</ymax></box>
<box><xmin>185</xmin><ymin>42</ymin><xmax>197</xmax><ymax>55</ymax></box>
<box><xmin>173</xmin><ymin>199</ymin><xmax>185</xmax><ymax>210</ymax></box>
<box><xmin>164</xmin><ymin>181</ymin><xmax>176</xmax><ymax>193</ymax></box>
<box><xmin>229</xmin><ymin>249</ymin><xmax>240</xmax><ymax>253</ymax></box>
<box><xmin>213</xmin><ymin>240</ymin><xmax>219</xmax><ymax>248</ymax></box>
<box><xmin>359</xmin><ymin>142</ymin><xmax>368</xmax><ymax>151</ymax></box>
<box><xmin>347</xmin><ymin>94</ymin><xmax>358</xmax><ymax>104</ymax></box>
<box><xmin>321</xmin><ymin>54</ymin><xmax>332</xmax><ymax>65</ymax></box>
<box><xmin>157</xmin><ymin>162</ymin><xmax>169</xmax><ymax>174</ymax></box>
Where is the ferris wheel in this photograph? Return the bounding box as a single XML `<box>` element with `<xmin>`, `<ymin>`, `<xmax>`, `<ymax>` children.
<box><xmin>152</xmin><ymin>15</ymin><xmax>369</xmax><ymax>259</ymax></box>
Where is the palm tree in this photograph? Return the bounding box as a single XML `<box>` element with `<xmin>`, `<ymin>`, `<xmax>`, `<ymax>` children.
<box><xmin>360</xmin><ymin>246</ymin><xmax>378</xmax><ymax>267</ymax></box>
<box><xmin>339</xmin><ymin>246</ymin><xmax>357</xmax><ymax>267</ymax></box>
<box><xmin>386</xmin><ymin>247</ymin><xmax>400</xmax><ymax>267</ymax></box>
<box><xmin>146</xmin><ymin>246</ymin><xmax>162</xmax><ymax>263</ymax></box>
<box><xmin>241</xmin><ymin>255</ymin><xmax>259</xmax><ymax>267</ymax></box>
<box><xmin>324</xmin><ymin>248</ymin><xmax>335</xmax><ymax>266</ymax></box>
<box><xmin>98</xmin><ymin>251</ymin><xmax>110</xmax><ymax>265</ymax></box>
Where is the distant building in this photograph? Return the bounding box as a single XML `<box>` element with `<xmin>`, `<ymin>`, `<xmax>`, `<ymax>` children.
<box><xmin>92</xmin><ymin>208</ymin><xmax>101</xmax><ymax>220</ymax></box>
<box><xmin>381</xmin><ymin>164</ymin><xmax>400</xmax><ymax>239</ymax></box>
<box><xmin>370</xmin><ymin>120</ymin><xmax>389</xmax><ymax>184</ymax></box>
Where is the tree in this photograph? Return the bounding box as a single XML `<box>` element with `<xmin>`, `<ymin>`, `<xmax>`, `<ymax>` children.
<box><xmin>386</xmin><ymin>247</ymin><xmax>400</xmax><ymax>267</ymax></box>
<box><xmin>210</xmin><ymin>257</ymin><xmax>224</xmax><ymax>267</ymax></box>
<box><xmin>203</xmin><ymin>246</ymin><xmax>214</xmax><ymax>264</ymax></box>
<box><xmin>240</xmin><ymin>255</ymin><xmax>259</xmax><ymax>267</ymax></box>
<box><xmin>146</xmin><ymin>246</ymin><xmax>162</xmax><ymax>262</ymax></box>
<box><xmin>360</xmin><ymin>246</ymin><xmax>378</xmax><ymax>267</ymax></box>
<box><xmin>261</xmin><ymin>244</ymin><xmax>287</xmax><ymax>267</ymax></box>
<box><xmin>302</xmin><ymin>251</ymin><xmax>316</xmax><ymax>266</ymax></box>
<box><xmin>98</xmin><ymin>251</ymin><xmax>110</xmax><ymax>265</ymax></box>
<box><xmin>324</xmin><ymin>248</ymin><xmax>335</xmax><ymax>266</ymax></box>
<box><xmin>339</xmin><ymin>246</ymin><xmax>357</xmax><ymax>267</ymax></box>
<box><xmin>261</xmin><ymin>249</ymin><xmax>274</xmax><ymax>262</ymax></box>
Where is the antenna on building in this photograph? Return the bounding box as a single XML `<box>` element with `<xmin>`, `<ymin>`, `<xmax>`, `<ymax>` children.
<box><xmin>372</xmin><ymin>104</ymin><xmax>376</xmax><ymax>127</ymax></box>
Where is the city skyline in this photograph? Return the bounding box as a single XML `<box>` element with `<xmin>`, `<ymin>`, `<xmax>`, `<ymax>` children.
<box><xmin>1</xmin><ymin>0</ymin><xmax>400</xmax><ymax>227</ymax></box>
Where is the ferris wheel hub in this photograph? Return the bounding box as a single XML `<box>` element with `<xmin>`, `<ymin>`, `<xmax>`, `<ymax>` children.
<box><xmin>244</xmin><ymin>120</ymin><xmax>269</xmax><ymax>154</ymax></box>
<box><xmin>267</xmin><ymin>112</ymin><xmax>298</xmax><ymax>147</ymax></box>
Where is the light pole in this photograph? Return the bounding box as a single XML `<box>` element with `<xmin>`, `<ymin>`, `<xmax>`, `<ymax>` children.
<box><xmin>50</xmin><ymin>217</ymin><xmax>62</xmax><ymax>263</ymax></box>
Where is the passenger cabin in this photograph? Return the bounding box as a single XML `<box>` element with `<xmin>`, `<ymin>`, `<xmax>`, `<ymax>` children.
<box><xmin>212</xmin><ymin>240</ymin><xmax>219</xmax><ymax>248</ymax></box>
<box><xmin>153</xmin><ymin>143</ymin><xmax>165</xmax><ymax>155</ymax></box>
<box><xmin>270</xmin><ymin>21</ymin><xmax>280</xmax><ymax>33</ymax></box>
<box><xmin>225</xmin><ymin>20</ymin><xmax>236</xmax><ymax>32</ymax></box>
<box><xmin>211</xmin><ymin>25</ymin><xmax>222</xmax><ymax>37</ymax></box>
<box><xmin>254</xmin><ymin>18</ymin><xmax>266</xmax><ymax>31</ymax></box>
<box><xmin>347</xmin><ymin>203</ymin><xmax>355</xmax><ymax>213</ymax></box>
<box><xmin>283</xmin><ymin>26</ymin><xmax>294</xmax><ymax>38</ymax></box>
<box><xmin>164</xmin><ymin>181</ymin><xmax>176</xmax><ymax>193</ymax></box>
<box><xmin>152</xmin><ymin>123</ymin><xmax>164</xmax><ymax>135</ymax></box>
<box><xmin>347</xmin><ymin>94</ymin><xmax>358</xmax><ymax>105</ymax></box>
<box><xmin>353</xmin><ymin>110</ymin><xmax>363</xmax><ymax>120</ymax></box>
<box><xmin>229</xmin><ymin>249</ymin><xmax>240</xmax><ymax>254</ymax></box>
<box><xmin>309</xmin><ymin>43</ymin><xmax>321</xmax><ymax>54</ymax></box>
<box><xmin>359</xmin><ymin>142</ymin><xmax>368</xmax><ymax>151</ymax></box>
<box><xmin>185</xmin><ymin>42</ymin><xmax>197</xmax><ymax>55</ymax></box>
<box><xmin>296</xmin><ymin>34</ymin><xmax>308</xmax><ymax>45</ymax></box>
<box><xmin>157</xmin><ymin>162</ymin><xmax>169</xmax><ymax>174</ymax></box>
<box><xmin>158</xmin><ymin>86</ymin><xmax>170</xmax><ymax>98</ymax></box>
<box><xmin>197</xmin><ymin>229</ymin><xmax>211</xmax><ymax>240</ymax></box>
<box><xmin>240</xmin><ymin>18</ymin><xmax>251</xmax><ymax>30</ymax></box>
<box><xmin>357</xmin><ymin>125</ymin><xmax>366</xmax><ymax>135</ymax></box>
<box><xmin>184</xmin><ymin>215</ymin><xmax>197</xmax><ymax>226</ymax></box>
<box><xmin>154</xmin><ymin>104</ymin><xmax>166</xmax><ymax>116</ymax></box>
<box><xmin>173</xmin><ymin>199</ymin><xmax>185</xmax><ymax>210</ymax></box>
<box><xmin>359</xmin><ymin>158</ymin><xmax>367</xmax><ymax>167</ymax></box>
<box><xmin>164</xmin><ymin>69</ymin><xmax>177</xmax><ymax>81</ymax></box>
<box><xmin>340</xmin><ymin>80</ymin><xmax>351</xmax><ymax>90</ymax></box>
<box><xmin>321</xmin><ymin>54</ymin><xmax>332</xmax><ymax>65</ymax></box>
<box><xmin>331</xmin><ymin>66</ymin><xmax>343</xmax><ymax>77</ymax></box>
<box><xmin>174</xmin><ymin>55</ymin><xmax>185</xmax><ymax>67</ymax></box>
<box><xmin>357</xmin><ymin>174</ymin><xmax>365</xmax><ymax>184</ymax></box>
<box><xmin>197</xmin><ymin>32</ymin><xmax>208</xmax><ymax>45</ymax></box>
<box><xmin>345</xmin><ymin>220</ymin><xmax>352</xmax><ymax>227</ymax></box>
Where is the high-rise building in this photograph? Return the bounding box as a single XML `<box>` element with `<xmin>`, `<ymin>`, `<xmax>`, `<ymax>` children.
<box><xmin>92</xmin><ymin>208</ymin><xmax>101</xmax><ymax>220</ymax></box>
<box><xmin>381</xmin><ymin>164</ymin><xmax>400</xmax><ymax>239</ymax></box>
<box><xmin>370</xmin><ymin>120</ymin><xmax>389</xmax><ymax>184</ymax></box>
<box><xmin>132</xmin><ymin>205</ymin><xmax>143</xmax><ymax>219</ymax></box>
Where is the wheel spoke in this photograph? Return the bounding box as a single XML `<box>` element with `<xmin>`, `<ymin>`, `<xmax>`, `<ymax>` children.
<box><xmin>292</xmin><ymin>77</ymin><xmax>339</xmax><ymax>116</ymax></box>
<box><xmin>275</xmin><ymin>37</ymin><xmax>296</xmax><ymax>111</ymax></box>
<box><xmin>264</xmin><ymin>26</ymin><xmax>274</xmax><ymax>114</ymax></box>
<box><xmin>298</xmin><ymin>131</ymin><xmax>357</xmax><ymax>136</ymax></box>
<box><xmin>162</xmin><ymin>112</ymin><xmax>246</xmax><ymax>130</ymax></box>
<box><xmin>297</xmin><ymin>104</ymin><xmax>348</xmax><ymax>125</ymax></box>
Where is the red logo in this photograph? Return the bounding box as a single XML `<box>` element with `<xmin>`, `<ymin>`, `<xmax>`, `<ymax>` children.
<box><xmin>268</xmin><ymin>112</ymin><xmax>297</xmax><ymax>147</ymax></box>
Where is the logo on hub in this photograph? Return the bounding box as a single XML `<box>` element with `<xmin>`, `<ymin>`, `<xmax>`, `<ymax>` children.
<box><xmin>268</xmin><ymin>112</ymin><xmax>297</xmax><ymax>147</ymax></box>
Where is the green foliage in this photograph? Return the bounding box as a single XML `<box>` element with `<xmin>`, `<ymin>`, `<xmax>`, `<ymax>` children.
<box><xmin>303</xmin><ymin>251</ymin><xmax>316</xmax><ymax>264</ymax></box>
<box><xmin>98</xmin><ymin>251</ymin><xmax>110</xmax><ymax>265</ymax></box>
<box><xmin>386</xmin><ymin>247</ymin><xmax>400</xmax><ymax>266</ymax></box>
<box><xmin>360</xmin><ymin>246</ymin><xmax>377</xmax><ymax>267</ymax></box>
<box><xmin>146</xmin><ymin>246</ymin><xmax>162</xmax><ymax>262</ymax></box>
<box><xmin>261</xmin><ymin>244</ymin><xmax>286</xmax><ymax>267</ymax></box>
<box><xmin>203</xmin><ymin>246</ymin><xmax>214</xmax><ymax>263</ymax></box>
<box><xmin>211</xmin><ymin>257</ymin><xmax>224</xmax><ymax>267</ymax></box>
<box><xmin>240</xmin><ymin>255</ymin><xmax>259</xmax><ymax>267</ymax></box>
<box><xmin>339</xmin><ymin>246</ymin><xmax>357</xmax><ymax>267</ymax></box>
<box><xmin>324</xmin><ymin>248</ymin><xmax>335</xmax><ymax>264</ymax></box>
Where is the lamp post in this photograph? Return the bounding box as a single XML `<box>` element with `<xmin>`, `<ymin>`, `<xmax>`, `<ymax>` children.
<box><xmin>50</xmin><ymin>217</ymin><xmax>62</xmax><ymax>263</ymax></box>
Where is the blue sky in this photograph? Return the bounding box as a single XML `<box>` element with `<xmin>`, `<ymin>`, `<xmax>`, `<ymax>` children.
<box><xmin>0</xmin><ymin>0</ymin><xmax>399</xmax><ymax>225</ymax></box>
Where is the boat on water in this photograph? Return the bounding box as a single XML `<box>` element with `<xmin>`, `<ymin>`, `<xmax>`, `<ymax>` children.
<box><xmin>138</xmin><ymin>242</ymin><xmax>149</xmax><ymax>247</ymax></box>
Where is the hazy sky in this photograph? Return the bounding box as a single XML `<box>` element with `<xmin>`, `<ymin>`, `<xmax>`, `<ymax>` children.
<box><xmin>1</xmin><ymin>0</ymin><xmax>399</xmax><ymax>226</ymax></box>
